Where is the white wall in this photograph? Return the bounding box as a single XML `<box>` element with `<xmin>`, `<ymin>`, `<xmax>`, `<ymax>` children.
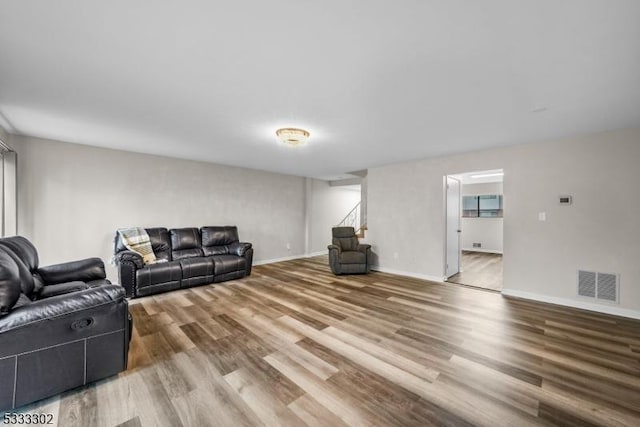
<box><xmin>10</xmin><ymin>134</ymin><xmax>306</xmax><ymax>279</ymax></box>
<box><xmin>307</xmin><ymin>179</ymin><xmax>361</xmax><ymax>253</ymax></box>
<box><xmin>367</xmin><ymin>128</ymin><xmax>640</xmax><ymax>316</ymax></box>
<box><xmin>461</xmin><ymin>182</ymin><xmax>503</xmax><ymax>253</ymax></box>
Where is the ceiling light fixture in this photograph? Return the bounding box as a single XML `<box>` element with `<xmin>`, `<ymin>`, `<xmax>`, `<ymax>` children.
<box><xmin>276</xmin><ymin>128</ymin><xmax>310</xmax><ymax>146</ymax></box>
<box><xmin>470</xmin><ymin>172</ymin><xmax>504</xmax><ymax>179</ymax></box>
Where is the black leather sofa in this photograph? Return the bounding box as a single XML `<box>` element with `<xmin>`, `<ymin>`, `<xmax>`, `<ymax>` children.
<box><xmin>0</xmin><ymin>236</ymin><xmax>130</xmax><ymax>411</ymax></box>
<box><xmin>114</xmin><ymin>226</ymin><xmax>253</xmax><ymax>298</ymax></box>
<box><xmin>328</xmin><ymin>226</ymin><xmax>372</xmax><ymax>274</ymax></box>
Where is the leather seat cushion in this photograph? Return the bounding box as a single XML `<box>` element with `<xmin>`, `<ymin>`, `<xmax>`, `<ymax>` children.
<box><xmin>339</xmin><ymin>251</ymin><xmax>366</xmax><ymax>264</ymax></box>
<box><xmin>136</xmin><ymin>261</ymin><xmax>182</xmax><ymax>287</ymax></box>
<box><xmin>209</xmin><ymin>255</ymin><xmax>247</xmax><ymax>275</ymax></box>
<box><xmin>179</xmin><ymin>257</ymin><xmax>214</xmax><ymax>279</ymax></box>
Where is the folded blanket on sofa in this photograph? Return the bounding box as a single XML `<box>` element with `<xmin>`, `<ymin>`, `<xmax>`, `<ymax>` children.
<box><xmin>117</xmin><ymin>227</ymin><xmax>157</xmax><ymax>265</ymax></box>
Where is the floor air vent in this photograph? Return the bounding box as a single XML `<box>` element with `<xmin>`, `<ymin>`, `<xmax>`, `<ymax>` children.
<box><xmin>577</xmin><ymin>270</ymin><xmax>619</xmax><ymax>303</ymax></box>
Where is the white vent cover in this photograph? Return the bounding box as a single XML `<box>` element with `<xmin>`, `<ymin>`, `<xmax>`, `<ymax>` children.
<box><xmin>577</xmin><ymin>270</ymin><xmax>619</xmax><ymax>303</ymax></box>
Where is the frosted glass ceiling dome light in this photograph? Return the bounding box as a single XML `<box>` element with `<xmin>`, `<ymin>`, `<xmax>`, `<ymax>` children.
<box><xmin>276</xmin><ymin>128</ymin><xmax>310</xmax><ymax>146</ymax></box>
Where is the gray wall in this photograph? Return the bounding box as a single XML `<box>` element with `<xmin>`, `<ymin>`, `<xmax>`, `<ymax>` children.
<box><xmin>10</xmin><ymin>134</ymin><xmax>306</xmax><ymax>279</ymax></box>
<box><xmin>367</xmin><ymin>128</ymin><xmax>640</xmax><ymax>314</ymax></box>
<box><xmin>307</xmin><ymin>179</ymin><xmax>361</xmax><ymax>253</ymax></box>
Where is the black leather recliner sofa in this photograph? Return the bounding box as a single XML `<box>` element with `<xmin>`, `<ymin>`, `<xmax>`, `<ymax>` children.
<box><xmin>0</xmin><ymin>236</ymin><xmax>130</xmax><ymax>411</ymax></box>
<box><xmin>328</xmin><ymin>226</ymin><xmax>372</xmax><ymax>274</ymax></box>
<box><xmin>113</xmin><ymin>226</ymin><xmax>253</xmax><ymax>298</ymax></box>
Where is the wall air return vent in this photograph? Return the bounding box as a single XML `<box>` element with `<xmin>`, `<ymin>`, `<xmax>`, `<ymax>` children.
<box><xmin>577</xmin><ymin>270</ymin><xmax>596</xmax><ymax>298</ymax></box>
<box><xmin>577</xmin><ymin>270</ymin><xmax>619</xmax><ymax>303</ymax></box>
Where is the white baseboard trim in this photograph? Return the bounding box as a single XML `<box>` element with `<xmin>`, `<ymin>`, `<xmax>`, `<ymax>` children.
<box><xmin>306</xmin><ymin>251</ymin><xmax>326</xmax><ymax>257</ymax></box>
<box><xmin>462</xmin><ymin>248</ymin><xmax>503</xmax><ymax>254</ymax></box>
<box><xmin>501</xmin><ymin>289</ymin><xmax>640</xmax><ymax>320</ymax></box>
<box><xmin>254</xmin><ymin>251</ymin><xmax>325</xmax><ymax>266</ymax></box>
<box><xmin>370</xmin><ymin>265</ymin><xmax>446</xmax><ymax>283</ymax></box>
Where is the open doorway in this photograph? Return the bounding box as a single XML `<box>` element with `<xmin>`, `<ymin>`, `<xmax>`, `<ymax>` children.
<box><xmin>444</xmin><ymin>169</ymin><xmax>504</xmax><ymax>291</ymax></box>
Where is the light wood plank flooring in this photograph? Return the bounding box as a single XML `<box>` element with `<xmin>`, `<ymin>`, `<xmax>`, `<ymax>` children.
<box><xmin>448</xmin><ymin>251</ymin><xmax>503</xmax><ymax>291</ymax></box>
<box><xmin>6</xmin><ymin>256</ymin><xmax>640</xmax><ymax>426</ymax></box>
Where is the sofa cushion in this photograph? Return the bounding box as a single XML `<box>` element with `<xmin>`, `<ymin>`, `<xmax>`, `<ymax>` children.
<box><xmin>0</xmin><ymin>251</ymin><xmax>21</xmax><ymax>315</ymax></box>
<box><xmin>201</xmin><ymin>226</ymin><xmax>239</xmax><ymax>246</ymax></box>
<box><xmin>179</xmin><ymin>257</ymin><xmax>214</xmax><ymax>279</ymax></box>
<box><xmin>115</xmin><ymin>227</ymin><xmax>172</xmax><ymax>262</ymax></box>
<box><xmin>170</xmin><ymin>228</ymin><xmax>203</xmax><ymax>260</ymax></box>
<box><xmin>146</xmin><ymin>228</ymin><xmax>172</xmax><ymax>262</ymax></box>
<box><xmin>209</xmin><ymin>255</ymin><xmax>247</xmax><ymax>275</ymax></box>
<box><xmin>339</xmin><ymin>251</ymin><xmax>366</xmax><ymax>264</ymax></box>
<box><xmin>37</xmin><ymin>258</ymin><xmax>106</xmax><ymax>285</ymax></box>
<box><xmin>0</xmin><ymin>237</ymin><xmax>42</xmax><ymax>297</ymax></box>
<box><xmin>38</xmin><ymin>281</ymin><xmax>89</xmax><ymax>299</ymax></box>
<box><xmin>136</xmin><ymin>260</ymin><xmax>182</xmax><ymax>288</ymax></box>
<box><xmin>13</xmin><ymin>293</ymin><xmax>31</xmax><ymax>309</ymax></box>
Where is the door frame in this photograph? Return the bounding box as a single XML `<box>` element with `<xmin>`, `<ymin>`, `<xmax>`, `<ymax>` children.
<box><xmin>443</xmin><ymin>175</ymin><xmax>461</xmax><ymax>279</ymax></box>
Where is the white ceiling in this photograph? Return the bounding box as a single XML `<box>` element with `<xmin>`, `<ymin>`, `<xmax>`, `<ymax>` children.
<box><xmin>1</xmin><ymin>1</ymin><xmax>639</xmax><ymax>179</ymax></box>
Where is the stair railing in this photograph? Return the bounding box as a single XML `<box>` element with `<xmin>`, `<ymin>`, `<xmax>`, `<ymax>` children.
<box><xmin>337</xmin><ymin>202</ymin><xmax>361</xmax><ymax>232</ymax></box>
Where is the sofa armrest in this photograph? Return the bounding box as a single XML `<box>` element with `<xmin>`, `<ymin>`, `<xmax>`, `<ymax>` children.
<box><xmin>228</xmin><ymin>242</ymin><xmax>252</xmax><ymax>257</ymax></box>
<box><xmin>37</xmin><ymin>257</ymin><xmax>106</xmax><ymax>285</ymax></box>
<box><xmin>114</xmin><ymin>251</ymin><xmax>144</xmax><ymax>269</ymax></box>
<box><xmin>327</xmin><ymin>244</ymin><xmax>341</xmax><ymax>253</ymax></box>
<box><xmin>0</xmin><ymin>285</ymin><xmax>125</xmax><ymax>334</ymax></box>
<box><xmin>242</xmin><ymin>247</ymin><xmax>254</xmax><ymax>276</ymax></box>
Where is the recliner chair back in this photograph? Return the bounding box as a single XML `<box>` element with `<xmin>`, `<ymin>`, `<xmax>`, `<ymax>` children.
<box><xmin>332</xmin><ymin>226</ymin><xmax>359</xmax><ymax>251</ymax></box>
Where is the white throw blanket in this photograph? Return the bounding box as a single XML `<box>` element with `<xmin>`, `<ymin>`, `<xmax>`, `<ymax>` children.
<box><xmin>117</xmin><ymin>227</ymin><xmax>157</xmax><ymax>265</ymax></box>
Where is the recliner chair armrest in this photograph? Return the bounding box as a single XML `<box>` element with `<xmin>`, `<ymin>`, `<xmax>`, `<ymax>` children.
<box><xmin>0</xmin><ymin>285</ymin><xmax>125</xmax><ymax>333</ymax></box>
<box><xmin>114</xmin><ymin>251</ymin><xmax>144</xmax><ymax>269</ymax></box>
<box><xmin>357</xmin><ymin>244</ymin><xmax>371</xmax><ymax>253</ymax></box>
<box><xmin>228</xmin><ymin>242</ymin><xmax>252</xmax><ymax>257</ymax></box>
<box><xmin>328</xmin><ymin>245</ymin><xmax>341</xmax><ymax>274</ymax></box>
<box><xmin>38</xmin><ymin>257</ymin><xmax>106</xmax><ymax>285</ymax></box>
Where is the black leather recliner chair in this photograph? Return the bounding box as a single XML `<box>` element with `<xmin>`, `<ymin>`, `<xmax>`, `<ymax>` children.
<box><xmin>328</xmin><ymin>226</ymin><xmax>372</xmax><ymax>274</ymax></box>
<box><xmin>0</xmin><ymin>236</ymin><xmax>130</xmax><ymax>411</ymax></box>
<box><xmin>113</xmin><ymin>226</ymin><xmax>253</xmax><ymax>298</ymax></box>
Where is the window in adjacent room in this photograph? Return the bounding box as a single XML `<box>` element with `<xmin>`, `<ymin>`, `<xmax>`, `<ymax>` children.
<box><xmin>462</xmin><ymin>195</ymin><xmax>503</xmax><ymax>218</ymax></box>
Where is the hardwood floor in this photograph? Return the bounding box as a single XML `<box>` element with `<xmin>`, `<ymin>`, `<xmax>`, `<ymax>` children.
<box><xmin>448</xmin><ymin>251</ymin><xmax>503</xmax><ymax>291</ymax></box>
<box><xmin>7</xmin><ymin>256</ymin><xmax>640</xmax><ymax>426</ymax></box>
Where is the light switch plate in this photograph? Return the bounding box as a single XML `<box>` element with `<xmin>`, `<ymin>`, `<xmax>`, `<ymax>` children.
<box><xmin>538</xmin><ymin>212</ymin><xmax>547</xmax><ymax>221</ymax></box>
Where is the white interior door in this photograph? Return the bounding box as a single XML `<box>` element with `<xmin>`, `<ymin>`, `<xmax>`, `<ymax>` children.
<box><xmin>445</xmin><ymin>176</ymin><xmax>461</xmax><ymax>278</ymax></box>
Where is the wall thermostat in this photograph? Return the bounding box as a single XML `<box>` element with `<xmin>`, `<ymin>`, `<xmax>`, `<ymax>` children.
<box><xmin>559</xmin><ymin>195</ymin><xmax>573</xmax><ymax>205</ymax></box>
